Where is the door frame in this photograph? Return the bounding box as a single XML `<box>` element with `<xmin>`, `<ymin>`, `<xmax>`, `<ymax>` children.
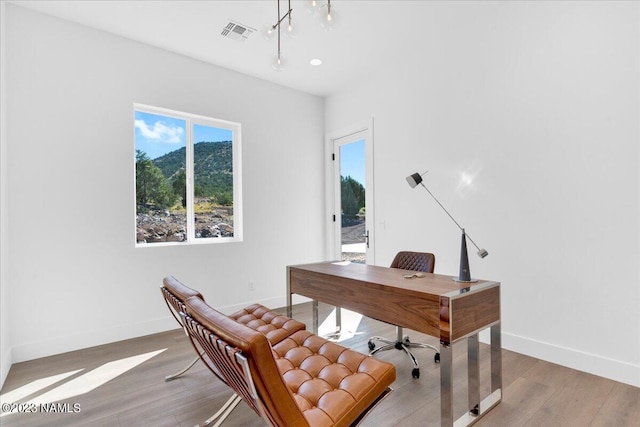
<box><xmin>325</xmin><ymin>118</ymin><xmax>375</xmax><ymax>264</ymax></box>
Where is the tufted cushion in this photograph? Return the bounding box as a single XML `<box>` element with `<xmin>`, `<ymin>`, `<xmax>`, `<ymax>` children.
<box><xmin>184</xmin><ymin>297</ymin><xmax>308</xmax><ymax>426</ymax></box>
<box><xmin>272</xmin><ymin>330</ymin><xmax>396</xmax><ymax>426</ymax></box>
<box><xmin>390</xmin><ymin>251</ymin><xmax>435</xmax><ymax>273</ymax></box>
<box><xmin>184</xmin><ymin>297</ymin><xmax>396</xmax><ymax>427</ymax></box>
<box><xmin>229</xmin><ymin>304</ymin><xmax>306</xmax><ymax>345</ymax></box>
<box><xmin>162</xmin><ymin>276</ymin><xmax>304</xmax><ymax>346</ymax></box>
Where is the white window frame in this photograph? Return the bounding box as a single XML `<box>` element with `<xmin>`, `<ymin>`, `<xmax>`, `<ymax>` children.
<box><xmin>134</xmin><ymin>103</ymin><xmax>243</xmax><ymax>247</ymax></box>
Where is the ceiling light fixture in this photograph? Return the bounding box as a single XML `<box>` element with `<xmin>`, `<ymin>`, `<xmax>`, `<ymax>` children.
<box><xmin>265</xmin><ymin>0</ymin><xmax>337</xmax><ymax>71</ymax></box>
<box><xmin>264</xmin><ymin>0</ymin><xmax>293</xmax><ymax>71</ymax></box>
<box><xmin>310</xmin><ymin>58</ymin><xmax>322</xmax><ymax>66</ymax></box>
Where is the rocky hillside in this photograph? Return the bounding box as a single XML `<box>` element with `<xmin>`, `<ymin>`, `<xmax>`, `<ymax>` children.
<box><xmin>136</xmin><ymin>204</ymin><xmax>234</xmax><ymax>243</ymax></box>
<box><xmin>153</xmin><ymin>141</ymin><xmax>233</xmax><ymax>197</ymax></box>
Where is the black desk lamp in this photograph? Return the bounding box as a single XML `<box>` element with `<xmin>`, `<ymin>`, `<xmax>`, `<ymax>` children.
<box><xmin>407</xmin><ymin>172</ymin><xmax>488</xmax><ymax>282</ymax></box>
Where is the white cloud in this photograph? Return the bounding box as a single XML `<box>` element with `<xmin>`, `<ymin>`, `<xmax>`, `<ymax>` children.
<box><xmin>135</xmin><ymin>119</ymin><xmax>184</xmax><ymax>144</ymax></box>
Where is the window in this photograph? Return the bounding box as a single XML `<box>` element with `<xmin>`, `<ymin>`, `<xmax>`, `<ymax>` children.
<box><xmin>134</xmin><ymin>104</ymin><xmax>242</xmax><ymax>245</ymax></box>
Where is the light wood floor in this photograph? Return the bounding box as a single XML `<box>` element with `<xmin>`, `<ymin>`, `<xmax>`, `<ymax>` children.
<box><xmin>1</xmin><ymin>302</ymin><xmax>638</xmax><ymax>427</ymax></box>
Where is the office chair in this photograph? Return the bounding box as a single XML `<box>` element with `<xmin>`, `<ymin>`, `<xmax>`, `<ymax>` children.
<box><xmin>368</xmin><ymin>251</ymin><xmax>440</xmax><ymax>378</ymax></box>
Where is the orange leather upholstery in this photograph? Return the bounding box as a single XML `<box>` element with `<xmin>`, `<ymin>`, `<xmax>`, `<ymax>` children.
<box><xmin>162</xmin><ymin>275</ymin><xmax>306</xmax><ymax>344</ymax></box>
<box><xmin>229</xmin><ymin>304</ymin><xmax>307</xmax><ymax>345</ymax></box>
<box><xmin>183</xmin><ymin>296</ymin><xmax>396</xmax><ymax>427</ymax></box>
<box><xmin>163</xmin><ymin>275</ymin><xmax>205</xmax><ymax>301</ymax></box>
<box><xmin>271</xmin><ymin>330</ymin><xmax>397</xmax><ymax>426</ymax></box>
<box><xmin>161</xmin><ymin>275</ymin><xmax>205</xmax><ymax>323</ymax></box>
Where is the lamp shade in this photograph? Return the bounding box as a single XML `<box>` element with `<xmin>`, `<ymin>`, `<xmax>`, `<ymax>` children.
<box><xmin>406</xmin><ymin>173</ymin><xmax>423</xmax><ymax>188</ymax></box>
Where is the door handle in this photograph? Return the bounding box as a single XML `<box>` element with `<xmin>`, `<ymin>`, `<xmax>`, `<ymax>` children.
<box><xmin>363</xmin><ymin>230</ymin><xmax>369</xmax><ymax>248</ymax></box>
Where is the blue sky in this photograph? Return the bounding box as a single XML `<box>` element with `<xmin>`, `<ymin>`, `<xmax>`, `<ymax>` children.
<box><xmin>340</xmin><ymin>139</ymin><xmax>365</xmax><ymax>187</ymax></box>
<box><xmin>193</xmin><ymin>124</ymin><xmax>232</xmax><ymax>144</ymax></box>
<box><xmin>134</xmin><ymin>111</ymin><xmax>232</xmax><ymax>159</ymax></box>
<box><xmin>134</xmin><ymin>110</ymin><xmax>363</xmax><ymax>186</ymax></box>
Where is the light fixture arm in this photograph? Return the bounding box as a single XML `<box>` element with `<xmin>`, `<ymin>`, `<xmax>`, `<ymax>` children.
<box><xmin>271</xmin><ymin>5</ymin><xmax>292</xmax><ymax>30</ymax></box>
<box><xmin>277</xmin><ymin>0</ymin><xmax>281</xmax><ymax>59</ymax></box>
<box><xmin>407</xmin><ymin>171</ymin><xmax>488</xmax><ymax>283</ymax></box>
<box><xmin>269</xmin><ymin>0</ymin><xmax>293</xmax><ymax>69</ymax></box>
<box><xmin>417</xmin><ymin>181</ymin><xmax>485</xmax><ymax>256</ymax></box>
<box><xmin>276</xmin><ymin>0</ymin><xmax>282</xmax><ymax>61</ymax></box>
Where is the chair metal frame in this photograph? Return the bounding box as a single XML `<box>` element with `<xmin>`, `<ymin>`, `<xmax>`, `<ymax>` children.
<box><xmin>181</xmin><ymin>312</ymin><xmax>276</xmax><ymax>426</ymax></box>
<box><xmin>161</xmin><ymin>283</ymin><xmax>241</xmax><ymax>427</ymax></box>
<box><xmin>368</xmin><ymin>251</ymin><xmax>440</xmax><ymax>378</ymax></box>
<box><xmin>161</xmin><ymin>286</ymin><xmax>205</xmax><ymax>381</ymax></box>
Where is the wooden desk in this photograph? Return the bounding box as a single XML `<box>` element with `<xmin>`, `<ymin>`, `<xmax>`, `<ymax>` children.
<box><xmin>287</xmin><ymin>261</ymin><xmax>502</xmax><ymax>427</ymax></box>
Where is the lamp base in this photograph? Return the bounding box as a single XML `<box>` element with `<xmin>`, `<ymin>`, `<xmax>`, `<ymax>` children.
<box><xmin>453</xmin><ymin>277</ymin><xmax>479</xmax><ymax>283</ymax></box>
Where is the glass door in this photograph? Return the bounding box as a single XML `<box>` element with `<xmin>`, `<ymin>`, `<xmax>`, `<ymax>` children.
<box><xmin>333</xmin><ymin>130</ymin><xmax>373</xmax><ymax>264</ymax></box>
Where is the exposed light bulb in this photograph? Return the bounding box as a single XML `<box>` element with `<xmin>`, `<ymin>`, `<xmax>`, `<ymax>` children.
<box><xmin>305</xmin><ymin>0</ymin><xmax>320</xmax><ymax>14</ymax></box>
<box><xmin>283</xmin><ymin>17</ymin><xmax>298</xmax><ymax>38</ymax></box>
<box><xmin>271</xmin><ymin>53</ymin><xmax>287</xmax><ymax>71</ymax></box>
<box><xmin>317</xmin><ymin>3</ymin><xmax>337</xmax><ymax>30</ymax></box>
<box><xmin>263</xmin><ymin>24</ymin><xmax>276</xmax><ymax>41</ymax></box>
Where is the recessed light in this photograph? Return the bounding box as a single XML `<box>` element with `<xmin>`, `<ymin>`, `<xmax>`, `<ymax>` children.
<box><xmin>310</xmin><ymin>58</ymin><xmax>322</xmax><ymax>66</ymax></box>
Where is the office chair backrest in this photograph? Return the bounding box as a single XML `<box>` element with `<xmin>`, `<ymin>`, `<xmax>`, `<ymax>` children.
<box><xmin>390</xmin><ymin>251</ymin><xmax>435</xmax><ymax>273</ymax></box>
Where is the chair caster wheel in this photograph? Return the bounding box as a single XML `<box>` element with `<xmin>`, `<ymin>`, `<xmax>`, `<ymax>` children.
<box><xmin>368</xmin><ymin>341</ymin><xmax>375</xmax><ymax>351</ymax></box>
<box><xmin>434</xmin><ymin>353</ymin><xmax>440</xmax><ymax>363</ymax></box>
<box><xmin>411</xmin><ymin>368</ymin><xmax>420</xmax><ymax>378</ymax></box>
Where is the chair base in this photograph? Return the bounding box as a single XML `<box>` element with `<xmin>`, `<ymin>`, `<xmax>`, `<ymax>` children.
<box><xmin>165</xmin><ymin>354</ymin><xmax>202</xmax><ymax>381</ymax></box>
<box><xmin>368</xmin><ymin>335</ymin><xmax>440</xmax><ymax>379</ymax></box>
<box><xmin>198</xmin><ymin>393</ymin><xmax>242</xmax><ymax>427</ymax></box>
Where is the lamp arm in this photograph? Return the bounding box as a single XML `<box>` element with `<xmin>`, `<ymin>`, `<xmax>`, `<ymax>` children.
<box><xmin>462</xmin><ymin>231</ymin><xmax>483</xmax><ymax>254</ymax></box>
<box><xmin>418</xmin><ymin>182</ymin><xmax>484</xmax><ymax>254</ymax></box>
<box><xmin>419</xmin><ymin>182</ymin><xmax>464</xmax><ymax>231</ymax></box>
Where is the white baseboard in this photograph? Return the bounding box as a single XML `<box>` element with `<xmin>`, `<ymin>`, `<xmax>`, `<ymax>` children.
<box><xmin>8</xmin><ymin>295</ymin><xmax>297</xmax><ymax>365</ymax></box>
<box><xmin>218</xmin><ymin>295</ymin><xmax>293</xmax><ymax>315</ymax></box>
<box><xmin>10</xmin><ymin>317</ymin><xmax>177</xmax><ymax>364</ymax></box>
<box><xmin>502</xmin><ymin>331</ymin><xmax>640</xmax><ymax>388</ymax></box>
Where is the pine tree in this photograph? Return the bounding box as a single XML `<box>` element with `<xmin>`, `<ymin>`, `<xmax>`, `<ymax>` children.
<box><xmin>135</xmin><ymin>150</ymin><xmax>176</xmax><ymax>209</ymax></box>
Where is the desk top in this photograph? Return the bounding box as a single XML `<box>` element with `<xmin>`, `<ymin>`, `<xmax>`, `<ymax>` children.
<box><xmin>288</xmin><ymin>261</ymin><xmax>500</xmax><ymax>343</ymax></box>
<box><xmin>289</xmin><ymin>261</ymin><xmax>497</xmax><ymax>298</ymax></box>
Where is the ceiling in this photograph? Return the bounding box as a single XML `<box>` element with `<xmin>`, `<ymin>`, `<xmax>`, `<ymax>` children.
<box><xmin>10</xmin><ymin>0</ymin><xmax>427</xmax><ymax>97</ymax></box>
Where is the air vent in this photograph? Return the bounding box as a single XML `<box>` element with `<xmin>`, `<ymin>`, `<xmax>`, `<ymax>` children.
<box><xmin>221</xmin><ymin>21</ymin><xmax>255</xmax><ymax>42</ymax></box>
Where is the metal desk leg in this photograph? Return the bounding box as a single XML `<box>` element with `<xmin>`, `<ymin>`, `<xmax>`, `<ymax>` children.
<box><xmin>286</xmin><ymin>267</ymin><xmax>292</xmax><ymax>318</ymax></box>
<box><xmin>491</xmin><ymin>322</ymin><xmax>502</xmax><ymax>394</ymax></box>
<box><xmin>453</xmin><ymin>324</ymin><xmax>503</xmax><ymax>427</ymax></box>
<box><xmin>440</xmin><ymin>342</ymin><xmax>453</xmax><ymax>426</ymax></box>
<box><xmin>312</xmin><ymin>300</ymin><xmax>319</xmax><ymax>334</ymax></box>
<box><xmin>468</xmin><ymin>334</ymin><xmax>480</xmax><ymax>417</ymax></box>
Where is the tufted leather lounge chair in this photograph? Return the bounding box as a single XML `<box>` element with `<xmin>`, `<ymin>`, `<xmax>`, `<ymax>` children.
<box><xmin>183</xmin><ymin>295</ymin><xmax>396</xmax><ymax>427</ymax></box>
<box><xmin>161</xmin><ymin>275</ymin><xmax>307</xmax><ymax>426</ymax></box>
<box><xmin>161</xmin><ymin>275</ymin><xmax>208</xmax><ymax>381</ymax></box>
<box><xmin>368</xmin><ymin>251</ymin><xmax>440</xmax><ymax>378</ymax></box>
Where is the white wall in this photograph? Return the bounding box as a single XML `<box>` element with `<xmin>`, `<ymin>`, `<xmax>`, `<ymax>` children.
<box><xmin>326</xmin><ymin>2</ymin><xmax>639</xmax><ymax>386</ymax></box>
<box><xmin>3</xmin><ymin>4</ymin><xmax>325</xmax><ymax>368</ymax></box>
<box><xmin>1</xmin><ymin>1</ymin><xmax>12</xmax><ymax>386</ymax></box>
